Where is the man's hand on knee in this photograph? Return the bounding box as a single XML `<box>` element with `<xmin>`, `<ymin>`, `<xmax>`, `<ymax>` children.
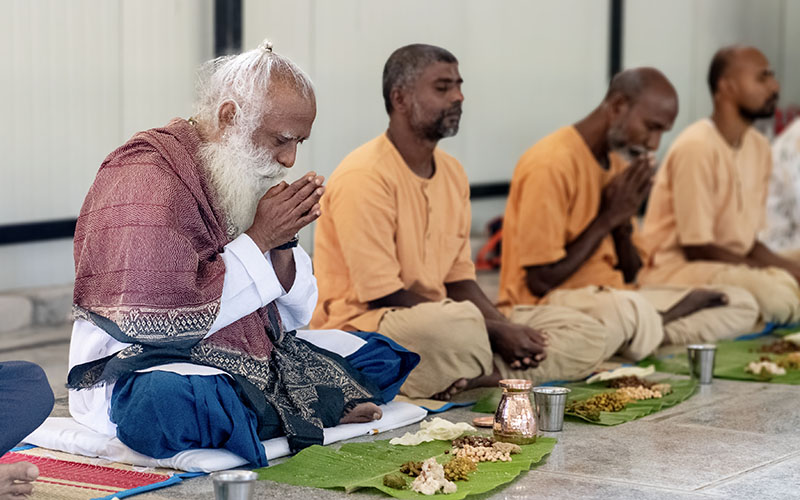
<box><xmin>487</xmin><ymin>320</ymin><xmax>548</xmax><ymax>369</ymax></box>
<box><xmin>0</xmin><ymin>462</ymin><xmax>38</xmax><ymax>499</ymax></box>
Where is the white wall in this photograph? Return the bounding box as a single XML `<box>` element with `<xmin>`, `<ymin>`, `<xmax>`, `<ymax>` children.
<box><xmin>0</xmin><ymin>0</ymin><xmax>213</xmax><ymax>290</ymax></box>
<box><xmin>244</xmin><ymin>0</ymin><xmax>610</xmax><ymax>185</ymax></box>
<box><xmin>3</xmin><ymin>0</ymin><xmax>800</xmax><ymax>291</ymax></box>
<box><xmin>243</xmin><ymin>0</ymin><xmax>611</xmax><ymax>244</ymax></box>
<box><xmin>781</xmin><ymin>0</ymin><xmax>800</xmax><ymax>108</ymax></box>
<box><xmin>624</xmin><ymin>0</ymin><xmax>797</xmax><ymax>156</ymax></box>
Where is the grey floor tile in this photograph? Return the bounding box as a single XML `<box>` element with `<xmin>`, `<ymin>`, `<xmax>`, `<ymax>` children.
<box><xmin>659</xmin><ymin>384</ymin><xmax>800</xmax><ymax>440</ymax></box>
<box><xmin>0</xmin><ymin>341</ymin><xmax>70</xmax><ymax>398</ymax></box>
<box><xmin>700</xmin><ymin>452</ymin><xmax>800</xmax><ymax>500</ymax></box>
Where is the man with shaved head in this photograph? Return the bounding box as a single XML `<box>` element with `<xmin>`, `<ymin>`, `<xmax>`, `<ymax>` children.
<box><xmin>499</xmin><ymin>67</ymin><xmax>759</xmax><ymax>362</ymax></box>
<box><xmin>66</xmin><ymin>41</ymin><xmax>416</xmax><ymax>467</ymax></box>
<box><xmin>641</xmin><ymin>46</ymin><xmax>800</xmax><ymax>325</ymax></box>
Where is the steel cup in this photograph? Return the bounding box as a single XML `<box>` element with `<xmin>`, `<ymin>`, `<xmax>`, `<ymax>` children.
<box><xmin>211</xmin><ymin>470</ymin><xmax>257</xmax><ymax>500</ymax></box>
<box><xmin>687</xmin><ymin>344</ymin><xmax>717</xmax><ymax>384</ymax></box>
<box><xmin>532</xmin><ymin>386</ymin><xmax>571</xmax><ymax>432</ymax></box>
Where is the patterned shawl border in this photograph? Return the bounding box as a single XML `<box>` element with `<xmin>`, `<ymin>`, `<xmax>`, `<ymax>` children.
<box><xmin>72</xmin><ymin>303</ymin><xmax>218</xmax><ymax>343</ymax></box>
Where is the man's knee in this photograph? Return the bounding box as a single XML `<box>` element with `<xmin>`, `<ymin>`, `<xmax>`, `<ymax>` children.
<box><xmin>383</xmin><ymin>300</ymin><xmax>488</xmax><ymax>356</ymax></box>
<box><xmin>111</xmin><ymin>372</ymin><xmax>254</xmax><ymax>458</ymax></box>
<box><xmin>713</xmin><ymin>285</ymin><xmax>760</xmax><ymax>324</ymax></box>
<box><xmin>713</xmin><ymin>266</ymin><xmax>800</xmax><ymax>323</ymax></box>
<box><xmin>0</xmin><ymin>361</ymin><xmax>54</xmax><ymax>423</ymax></box>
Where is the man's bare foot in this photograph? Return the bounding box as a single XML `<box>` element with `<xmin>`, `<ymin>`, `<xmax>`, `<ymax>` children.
<box><xmin>431</xmin><ymin>378</ymin><xmax>469</xmax><ymax>401</ymax></box>
<box><xmin>340</xmin><ymin>402</ymin><xmax>382</xmax><ymax>424</ymax></box>
<box><xmin>0</xmin><ymin>462</ymin><xmax>38</xmax><ymax>500</ymax></box>
<box><xmin>661</xmin><ymin>289</ymin><xmax>729</xmax><ymax>324</ymax></box>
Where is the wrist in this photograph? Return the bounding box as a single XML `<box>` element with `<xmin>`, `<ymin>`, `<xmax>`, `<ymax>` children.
<box><xmin>596</xmin><ymin>211</ymin><xmax>619</xmax><ymax>233</ymax></box>
<box><xmin>244</xmin><ymin>229</ymin><xmax>275</xmax><ymax>253</ymax></box>
<box><xmin>274</xmin><ymin>233</ymin><xmax>299</xmax><ymax>250</ymax></box>
<box><xmin>612</xmin><ymin>221</ymin><xmax>633</xmax><ymax>237</ymax></box>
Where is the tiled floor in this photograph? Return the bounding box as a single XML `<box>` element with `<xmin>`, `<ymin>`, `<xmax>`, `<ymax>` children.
<box><xmin>1</xmin><ymin>293</ymin><xmax>798</xmax><ymax>498</ymax></box>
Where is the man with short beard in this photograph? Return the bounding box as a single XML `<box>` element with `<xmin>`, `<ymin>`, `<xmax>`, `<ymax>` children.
<box><xmin>66</xmin><ymin>41</ymin><xmax>416</xmax><ymax>467</ymax></box>
<box><xmin>641</xmin><ymin>46</ymin><xmax>800</xmax><ymax>324</ymax></box>
<box><xmin>312</xmin><ymin>44</ymin><xmax>620</xmax><ymax>400</ymax></box>
<box><xmin>499</xmin><ymin>68</ymin><xmax>759</xmax><ymax>362</ymax></box>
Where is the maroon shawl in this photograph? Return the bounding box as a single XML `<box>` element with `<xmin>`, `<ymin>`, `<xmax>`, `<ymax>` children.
<box><xmin>72</xmin><ymin>118</ymin><xmax>274</xmax><ymax>384</ymax></box>
<box><xmin>69</xmin><ymin>119</ymin><xmax>379</xmax><ymax>451</ymax></box>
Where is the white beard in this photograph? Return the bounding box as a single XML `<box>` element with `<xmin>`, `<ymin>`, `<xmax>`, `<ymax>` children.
<box><xmin>198</xmin><ymin>130</ymin><xmax>287</xmax><ymax>239</ymax></box>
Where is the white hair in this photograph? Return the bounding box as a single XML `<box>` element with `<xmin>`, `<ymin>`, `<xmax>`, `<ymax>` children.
<box><xmin>194</xmin><ymin>39</ymin><xmax>315</xmax><ymax>136</ymax></box>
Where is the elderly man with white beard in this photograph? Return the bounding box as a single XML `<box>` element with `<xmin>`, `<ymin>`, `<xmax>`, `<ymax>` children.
<box><xmin>66</xmin><ymin>41</ymin><xmax>417</xmax><ymax>467</ymax></box>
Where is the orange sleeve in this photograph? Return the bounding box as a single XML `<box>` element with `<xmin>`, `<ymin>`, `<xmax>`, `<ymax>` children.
<box><xmin>513</xmin><ymin>161</ymin><xmax>572</xmax><ymax>268</ymax></box>
<box><xmin>444</xmin><ymin>174</ymin><xmax>476</xmax><ymax>283</ymax></box>
<box><xmin>325</xmin><ymin>170</ymin><xmax>405</xmax><ymax>303</ymax></box>
<box><xmin>668</xmin><ymin>140</ymin><xmax>717</xmax><ymax>247</ymax></box>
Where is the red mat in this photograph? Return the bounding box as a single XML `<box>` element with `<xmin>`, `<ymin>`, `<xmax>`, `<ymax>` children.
<box><xmin>0</xmin><ymin>450</ymin><xmax>180</xmax><ymax>499</ymax></box>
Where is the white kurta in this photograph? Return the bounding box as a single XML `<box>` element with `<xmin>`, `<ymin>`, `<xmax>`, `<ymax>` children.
<box><xmin>68</xmin><ymin>233</ymin><xmax>318</xmax><ymax>436</ymax></box>
<box><xmin>762</xmin><ymin>119</ymin><xmax>800</xmax><ymax>252</ymax></box>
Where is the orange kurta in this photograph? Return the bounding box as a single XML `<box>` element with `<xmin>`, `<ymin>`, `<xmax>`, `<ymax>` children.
<box><xmin>310</xmin><ymin>133</ymin><xmax>475</xmax><ymax>332</ymax></box>
<box><xmin>498</xmin><ymin>126</ymin><xmax>630</xmax><ymax>310</ymax></box>
<box><xmin>640</xmin><ymin>119</ymin><xmax>772</xmax><ymax>285</ymax></box>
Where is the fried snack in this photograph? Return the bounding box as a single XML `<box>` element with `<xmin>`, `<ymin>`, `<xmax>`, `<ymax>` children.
<box><xmin>606</xmin><ymin>376</ymin><xmax>655</xmax><ymax>389</ymax></box>
<box><xmin>443</xmin><ymin>456</ymin><xmax>477</xmax><ymax>481</ymax></box>
<box><xmin>566</xmin><ymin>391</ymin><xmax>629</xmax><ymax>421</ymax></box>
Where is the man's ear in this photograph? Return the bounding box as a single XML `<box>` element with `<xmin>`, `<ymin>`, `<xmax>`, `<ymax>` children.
<box><xmin>217</xmin><ymin>101</ymin><xmax>238</xmax><ymax>131</ymax></box>
<box><xmin>717</xmin><ymin>75</ymin><xmax>735</xmax><ymax>99</ymax></box>
<box><xmin>607</xmin><ymin>92</ymin><xmax>630</xmax><ymax>120</ymax></box>
<box><xmin>390</xmin><ymin>87</ymin><xmax>410</xmax><ymax>115</ymax></box>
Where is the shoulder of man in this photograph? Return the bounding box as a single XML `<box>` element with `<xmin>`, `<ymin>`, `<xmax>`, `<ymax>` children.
<box><xmin>88</xmin><ymin>122</ymin><xmax>199</xmax><ymax>213</ymax></box>
<box><xmin>512</xmin><ymin>127</ymin><xmax>585</xmax><ymax>191</ymax></box>
<box><xmin>328</xmin><ymin>134</ymin><xmax>398</xmax><ymax>194</ymax></box>
<box><xmin>517</xmin><ymin>127</ymin><xmax>582</xmax><ymax>172</ymax></box>
<box><xmin>667</xmin><ymin>120</ymin><xmax>717</xmax><ymax>154</ymax></box>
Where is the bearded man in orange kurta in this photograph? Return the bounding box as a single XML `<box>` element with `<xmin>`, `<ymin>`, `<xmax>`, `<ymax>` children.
<box><xmin>641</xmin><ymin>46</ymin><xmax>800</xmax><ymax>325</ymax></box>
<box><xmin>312</xmin><ymin>44</ymin><xmax>614</xmax><ymax>400</ymax></box>
<box><xmin>499</xmin><ymin>68</ymin><xmax>759</xmax><ymax>361</ymax></box>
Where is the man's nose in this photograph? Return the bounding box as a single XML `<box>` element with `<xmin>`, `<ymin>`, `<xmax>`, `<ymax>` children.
<box><xmin>771</xmin><ymin>78</ymin><xmax>781</xmax><ymax>95</ymax></box>
<box><xmin>646</xmin><ymin>132</ymin><xmax>663</xmax><ymax>151</ymax></box>
<box><xmin>452</xmin><ymin>87</ymin><xmax>464</xmax><ymax>104</ymax></box>
<box><xmin>277</xmin><ymin>145</ymin><xmax>297</xmax><ymax>168</ymax></box>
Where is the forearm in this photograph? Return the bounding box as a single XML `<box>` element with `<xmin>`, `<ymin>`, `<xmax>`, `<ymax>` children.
<box><xmin>445</xmin><ymin>280</ymin><xmax>523</xmax><ymax>352</ymax></box>
<box><xmin>269</xmin><ymin>248</ymin><xmax>296</xmax><ymax>292</ymax></box>
<box><xmin>612</xmin><ymin>223</ymin><xmax>642</xmax><ymax>283</ymax></box>
<box><xmin>748</xmin><ymin>241</ymin><xmax>800</xmax><ymax>273</ymax></box>
<box><xmin>525</xmin><ymin>212</ymin><xmax>615</xmax><ymax>296</ymax></box>
<box><xmin>683</xmin><ymin>244</ymin><xmax>756</xmax><ymax>266</ymax></box>
<box><xmin>445</xmin><ymin>280</ymin><xmax>506</xmax><ymax>323</ymax></box>
<box><xmin>367</xmin><ymin>288</ymin><xmax>430</xmax><ymax>309</ymax></box>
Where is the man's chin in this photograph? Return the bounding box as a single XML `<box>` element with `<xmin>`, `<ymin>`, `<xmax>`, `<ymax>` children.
<box><xmin>258</xmin><ymin>172</ymin><xmax>288</xmax><ymax>194</ymax></box>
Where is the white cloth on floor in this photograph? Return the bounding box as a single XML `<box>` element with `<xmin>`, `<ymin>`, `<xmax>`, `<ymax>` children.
<box><xmin>24</xmin><ymin>401</ymin><xmax>426</xmax><ymax>472</ymax></box>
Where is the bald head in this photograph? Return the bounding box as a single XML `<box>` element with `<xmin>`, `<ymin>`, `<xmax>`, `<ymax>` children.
<box><xmin>603</xmin><ymin>68</ymin><xmax>678</xmax><ymax>158</ymax></box>
<box><xmin>605</xmin><ymin>67</ymin><xmax>677</xmax><ymax>105</ymax></box>
<box><xmin>706</xmin><ymin>45</ymin><xmax>779</xmax><ymax>121</ymax></box>
<box><xmin>708</xmin><ymin>45</ymin><xmax>768</xmax><ymax>96</ymax></box>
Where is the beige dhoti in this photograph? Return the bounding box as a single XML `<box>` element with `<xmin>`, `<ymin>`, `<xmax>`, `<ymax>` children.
<box><xmin>642</xmin><ymin>262</ymin><xmax>800</xmax><ymax>325</ymax></box>
<box><xmin>543</xmin><ymin>284</ymin><xmax>759</xmax><ymax>359</ymax></box>
<box><xmin>377</xmin><ymin>299</ymin><xmax>609</xmax><ymax>398</ymax></box>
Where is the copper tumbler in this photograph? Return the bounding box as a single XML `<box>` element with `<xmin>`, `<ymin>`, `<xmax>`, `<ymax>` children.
<box><xmin>493</xmin><ymin>379</ymin><xmax>537</xmax><ymax>445</ymax></box>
